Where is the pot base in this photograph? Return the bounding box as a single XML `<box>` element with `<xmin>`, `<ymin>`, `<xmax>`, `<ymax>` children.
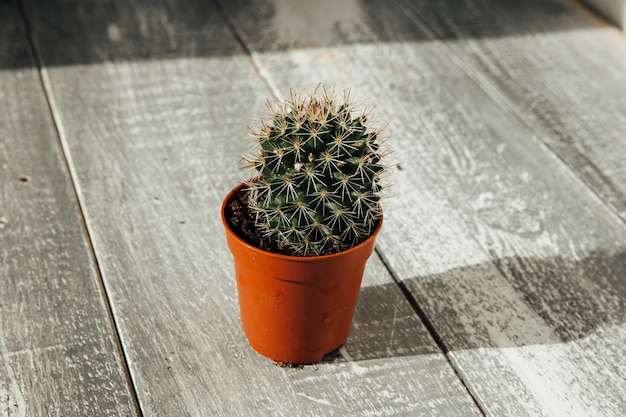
<box><xmin>252</xmin><ymin>341</ymin><xmax>345</xmax><ymax>365</ymax></box>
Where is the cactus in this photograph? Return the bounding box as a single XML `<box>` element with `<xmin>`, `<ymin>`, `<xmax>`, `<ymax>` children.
<box><xmin>244</xmin><ymin>86</ymin><xmax>388</xmax><ymax>256</ymax></box>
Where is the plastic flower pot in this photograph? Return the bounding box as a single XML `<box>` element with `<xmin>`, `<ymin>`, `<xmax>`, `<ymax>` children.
<box><xmin>221</xmin><ymin>183</ymin><xmax>382</xmax><ymax>364</ymax></box>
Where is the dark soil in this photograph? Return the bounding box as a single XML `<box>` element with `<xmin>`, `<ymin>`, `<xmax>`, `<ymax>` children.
<box><xmin>225</xmin><ymin>189</ymin><xmax>288</xmax><ymax>254</ymax></box>
<box><xmin>272</xmin><ymin>360</ymin><xmax>304</xmax><ymax>369</ymax></box>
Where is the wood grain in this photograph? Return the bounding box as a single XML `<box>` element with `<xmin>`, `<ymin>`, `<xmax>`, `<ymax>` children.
<box><xmin>0</xmin><ymin>1</ymin><xmax>136</xmax><ymax>415</ymax></box>
<box><xmin>21</xmin><ymin>0</ymin><xmax>482</xmax><ymax>414</ymax></box>
<box><xmin>402</xmin><ymin>0</ymin><xmax>626</xmax><ymax>221</ymax></box>
<box><xmin>219</xmin><ymin>0</ymin><xmax>626</xmax><ymax>415</ymax></box>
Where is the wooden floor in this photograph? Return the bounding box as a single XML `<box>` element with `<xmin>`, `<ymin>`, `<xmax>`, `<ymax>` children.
<box><xmin>2</xmin><ymin>0</ymin><xmax>626</xmax><ymax>415</ymax></box>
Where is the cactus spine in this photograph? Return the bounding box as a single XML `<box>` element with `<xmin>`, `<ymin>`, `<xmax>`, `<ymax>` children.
<box><xmin>244</xmin><ymin>86</ymin><xmax>387</xmax><ymax>256</ymax></box>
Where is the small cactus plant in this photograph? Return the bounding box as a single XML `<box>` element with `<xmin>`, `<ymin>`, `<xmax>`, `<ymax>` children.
<box><xmin>244</xmin><ymin>86</ymin><xmax>388</xmax><ymax>256</ymax></box>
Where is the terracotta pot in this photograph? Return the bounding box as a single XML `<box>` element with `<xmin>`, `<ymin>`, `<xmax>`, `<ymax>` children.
<box><xmin>221</xmin><ymin>183</ymin><xmax>382</xmax><ymax>364</ymax></box>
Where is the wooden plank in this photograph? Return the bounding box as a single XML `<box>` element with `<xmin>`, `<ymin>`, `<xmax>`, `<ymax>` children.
<box><xmin>0</xmin><ymin>2</ymin><xmax>136</xmax><ymax>416</ymax></box>
<box><xmin>22</xmin><ymin>0</ymin><xmax>482</xmax><ymax>415</ymax></box>
<box><xmin>219</xmin><ymin>0</ymin><xmax>626</xmax><ymax>415</ymax></box>
<box><xmin>578</xmin><ymin>0</ymin><xmax>625</xmax><ymax>29</ymax></box>
<box><xmin>402</xmin><ymin>0</ymin><xmax>626</xmax><ymax>221</ymax></box>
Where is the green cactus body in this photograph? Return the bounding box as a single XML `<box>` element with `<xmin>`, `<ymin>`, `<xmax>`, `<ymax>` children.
<box><xmin>244</xmin><ymin>87</ymin><xmax>387</xmax><ymax>256</ymax></box>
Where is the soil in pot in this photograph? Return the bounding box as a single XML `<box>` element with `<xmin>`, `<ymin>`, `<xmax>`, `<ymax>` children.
<box><xmin>224</xmin><ymin>188</ymin><xmax>288</xmax><ymax>255</ymax></box>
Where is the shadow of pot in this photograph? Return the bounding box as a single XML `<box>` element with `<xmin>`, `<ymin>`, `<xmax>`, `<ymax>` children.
<box><xmin>221</xmin><ymin>183</ymin><xmax>383</xmax><ymax>364</ymax></box>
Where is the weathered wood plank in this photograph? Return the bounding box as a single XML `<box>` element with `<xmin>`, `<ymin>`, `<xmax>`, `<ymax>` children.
<box><xmin>0</xmin><ymin>2</ymin><xmax>136</xmax><ymax>416</ymax></box>
<box><xmin>23</xmin><ymin>0</ymin><xmax>482</xmax><ymax>415</ymax></box>
<box><xmin>219</xmin><ymin>0</ymin><xmax>626</xmax><ymax>415</ymax></box>
<box><xmin>402</xmin><ymin>0</ymin><xmax>626</xmax><ymax>221</ymax></box>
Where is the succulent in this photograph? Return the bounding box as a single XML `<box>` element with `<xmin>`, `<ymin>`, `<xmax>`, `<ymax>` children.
<box><xmin>244</xmin><ymin>86</ymin><xmax>388</xmax><ymax>256</ymax></box>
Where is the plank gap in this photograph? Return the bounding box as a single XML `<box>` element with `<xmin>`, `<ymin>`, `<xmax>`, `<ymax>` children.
<box><xmin>399</xmin><ymin>0</ymin><xmax>626</xmax><ymax>230</ymax></box>
<box><xmin>14</xmin><ymin>0</ymin><xmax>144</xmax><ymax>415</ymax></box>
<box><xmin>572</xmin><ymin>0</ymin><xmax>626</xmax><ymax>30</ymax></box>
<box><xmin>374</xmin><ymin>248</ymin><xmax>489</xmax><ymax>417</ymax></box>
<box><xmin>210</xmin><ymin>0</ymin><xmax>282</xmax><ymax>100</ymax></box>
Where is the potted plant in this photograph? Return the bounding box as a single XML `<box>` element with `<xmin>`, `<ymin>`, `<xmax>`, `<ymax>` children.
<box><xmin>221</xmin><ymin>86</ymin><xmax>389</xmax><ymax>364</ymax></box>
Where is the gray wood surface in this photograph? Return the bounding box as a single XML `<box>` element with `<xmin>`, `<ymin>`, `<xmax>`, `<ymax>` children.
<box><xmin>21</xmin><ymin>0</ymin><xmax>482</xmax><ymax>415</ymax></box>
<box><xmin>0</xmin><ymin>1</ymin><xmax>136</xmax><ymax>416</ymax></box>
<box><xmin>219</xmin><ymin>0</ymin><xmax>626</xmax><ymax>415</ymax></box>
<box><xmin>403</xmin><ymin>0</ymin><xmax>626</xmax><ymax>221</ymax></box>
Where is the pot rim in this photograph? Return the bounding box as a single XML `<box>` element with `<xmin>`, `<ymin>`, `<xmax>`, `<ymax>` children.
<box><xmin>221</xmin><ymin>182</ymin><xmax>383</xmax><ymax>263</ymax></box>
